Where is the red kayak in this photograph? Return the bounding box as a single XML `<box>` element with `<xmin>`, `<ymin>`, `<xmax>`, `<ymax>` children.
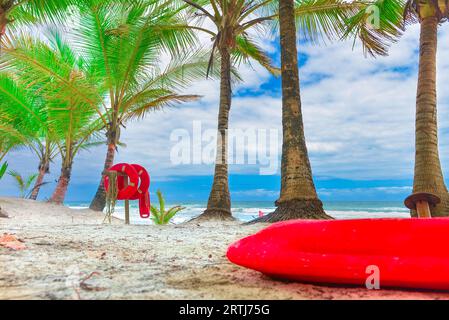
<box><xmin>227</xmin><ymin>218</ymin><xmax>449</xmax><ymax>290</ymax></box>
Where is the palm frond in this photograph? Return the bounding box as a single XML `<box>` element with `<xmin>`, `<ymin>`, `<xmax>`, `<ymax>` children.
<box><xmin>8</xmin><ymin>0</ymin><xmax>78</xmax><ymax>25</ymax></box>
<box><xmin>343</xmin><ymin>0</ymin><xmax>406</xmax><ymax>56</ymax></box>
<box><xmin>0</xmin><ymin>162</ymin><xmax>8</xmax><ymax>180</ymax></box>
<box><xmin>123</xmin><ymin>94</ymin><xmax>200</xmax><ymax>122</ymax></box>
<box><xmin>234</xmin><ymin>34</ymin><xmax>280</xmax><ymax>76</ymax></box>
<box><xmin>157</xmin><ymin>189</ymin><xmax>165</xmax><ymax>214</ymax></box>
<box><xmin>293</xmin><ymin>0</ymin><xmax>363</xmax><ymax>44</ymax></box>
<box><xmin>25</xmin><ymin>173</ymin><xmax>38</xmax><ymax>189</ymax></box>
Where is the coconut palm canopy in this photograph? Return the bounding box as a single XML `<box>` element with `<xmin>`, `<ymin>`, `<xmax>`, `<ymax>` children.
<box><xmin>0</xmin><ymin>30</ymin><xmax>104</xmax><ymax>202</ymax></box>
<box><xmin>84</xmin><ymin>0</ymin><xmax>220</xmax><ymax>211</ymax></box>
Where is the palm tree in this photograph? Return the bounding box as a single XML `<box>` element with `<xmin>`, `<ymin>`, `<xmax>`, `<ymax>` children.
<box><xmin>255</xmin><ymin>0</ymin><xmax>327</xmax><ymax>222</ymax></box>
<box><xmin>346</xmin><ymin>0</ymin><xmax>449</xmax><ymax>216</ymax></box>
<box><xmin>2</xmin><ymin>1</ymin><xmax>211</xmax><ymax>205</ymax></box>
<box><xmin>404</xmin><ymin>0</ymin><xmax>449</xmax><ymax>216</ymax></box>
<box><xmin>43</xmin><ymin>36</ymin><xmax>103</xmax><ymax>204</ymax></box>
<box><xmin>182</xmin><ymin>0</ymin><xmax>280</xmax><ymax>220</ymax></box>
<box><xmin>50</xmin><ymin>120</ymin><xmax>103</xmax><ymax>204</ymax></box>
<box><xmin>84</xmin><ymin>0</ymin><xmax>213</xmax><ymax>211</ymax></box>
<box><xmin>250</xmin><ymin>0</ymin><xmax>390</xmax><ymax>222</ymax></box>
<box><xmin>1</xmin><ymin>32</ymin><xmax>104</xmax><ymax>204</ymax></box>
<box><xmin>0</xmin><ymin>75</ymin><xmax>59</xmax><ymax>200</ymax></box>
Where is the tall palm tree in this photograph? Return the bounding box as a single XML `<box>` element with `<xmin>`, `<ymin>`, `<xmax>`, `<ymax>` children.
<box><xmin>250</xmin><ymin>0</ymin><xmax>391</xmax><ymax>222</ymax></box>
<box><xmin>182</xmin><ymin>0</ymin><xmax>280</xmax><ymax>220</ymax></box>
<box><xmin>257</xmin><ymin>0</ymin><xmax>328</xmax><ymax>222</ymax></box>
<box><xmin>346</xmin><ymin>0</ymin><xmax>449</xmax><ymax>216</ymax></box>
<box><xmin>405</xmin><ymin>0</ymin><xmax>449</xmax><ymax>216</ymax></box>
<box><xmin>85</xmin><ymin>0</ymin><xmax>213</xmax><ymax>211</ymax></box>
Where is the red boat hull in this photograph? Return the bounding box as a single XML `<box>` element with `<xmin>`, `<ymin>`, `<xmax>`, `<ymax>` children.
<box><xmin>227</xmin><ymin>218</ymin><xmax>449</xmax><ymax>290</ymax></box>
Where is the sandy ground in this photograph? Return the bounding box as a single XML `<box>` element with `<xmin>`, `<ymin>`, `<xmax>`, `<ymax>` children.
<box><xmin>1</xmin><ymin>197</ymin><xmax>449</xmax><ymax>300</ymax></box>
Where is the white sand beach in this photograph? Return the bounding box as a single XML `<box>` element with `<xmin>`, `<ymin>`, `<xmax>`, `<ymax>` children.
<box><xmin>1</xmin><ymin>197</ymin><xmax>449</xmax><ymax>300</ymax></box>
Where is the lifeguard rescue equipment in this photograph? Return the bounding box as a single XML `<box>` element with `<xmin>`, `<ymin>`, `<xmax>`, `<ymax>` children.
<box><xmin>104</xmin><ymin>163</ymin><xmax>151</xmax><ymax>218</ymax></box>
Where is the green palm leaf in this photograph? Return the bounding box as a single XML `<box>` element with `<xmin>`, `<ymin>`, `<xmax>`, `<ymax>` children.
<box><xmin>343</xmin><ymin>0</ymin><xmax>406</xmax><ymax>56</ymax></box>
<box><xmin>0</xmin><ymin>162</ymin><xmax>8</xmax><ymax>180</ymax></box>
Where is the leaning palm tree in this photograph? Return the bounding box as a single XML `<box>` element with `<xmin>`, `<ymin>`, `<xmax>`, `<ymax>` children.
<box><xmin>182</xmin><ymin>0</ymin><xmax>280</xmax><ymax>220</ymax></box>
<box><xmin>49</xmin><ymin>120</ymin><xmax>103</xmax><ymax>204</ymax></box>
<box><xmin>346</xmin><ymin>0</ymin><xmax>449</xmax><ymax>216</ymax></box>
<box><xmin>0</xmin><ymin>75</ymin><xmax>59</xmax><ymax>200</ymax></box>
<box><xmin>1</xmin><ymin>32</ymin><xmax>104</xmax><ymax>204</ymax></box>
<box><xmin>40</xmin><ymin>36</ymin><xmax>103</xmax><ymax>204</ymax></box>
<box><xmin>85</xmin><ymin>0</ymin><xmax>214</xmax><ymax>211</ymax></box>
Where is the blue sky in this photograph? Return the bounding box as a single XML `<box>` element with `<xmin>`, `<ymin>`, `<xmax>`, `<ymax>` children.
<box><xmin>1</xmin><ymin>23</ymin><xmax>449</xmax><ymax>204</ymax></box>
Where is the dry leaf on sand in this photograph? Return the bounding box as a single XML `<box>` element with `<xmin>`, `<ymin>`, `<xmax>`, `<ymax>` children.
<box><xmin>0</xmin><ymin>233</ymin><xmax>27</xmax><ymax>251</ymax></box>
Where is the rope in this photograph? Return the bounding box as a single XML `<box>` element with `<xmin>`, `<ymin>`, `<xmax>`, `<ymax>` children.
<box><xmin>103</xmin><ymin>171</ymin><xmax>118</xmax><ymax>224</ymax></box>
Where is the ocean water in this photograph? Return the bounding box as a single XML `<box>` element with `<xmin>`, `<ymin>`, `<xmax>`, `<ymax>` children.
<box><xmin>67</xmin><ymin>200</ymin><xmax>410</xmax><ymax>225</ymax></box>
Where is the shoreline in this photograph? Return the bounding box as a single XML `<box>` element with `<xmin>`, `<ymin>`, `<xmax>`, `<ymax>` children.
<box><xmin>1</xmin><ymin>197</ymin><xmax>448</xmax><ymax>300</ymax></box>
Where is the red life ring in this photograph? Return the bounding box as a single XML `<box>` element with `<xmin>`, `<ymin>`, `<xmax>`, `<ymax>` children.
<box><xmin>129</xmin><ymin>164</ymin><xmax>151</xmax><ymax>218</ymax></box>
<box><xmin>128</xmin><ymin>164</ymin><xmax>150</xmax><ymax>200</ymax></box>
<box><xmin>104</xmin><ymin>163</ymin><xmax>151</xmax><ymax>218</ymax></box>
<box><xmin>104</xmin><ymin>163</ymin><xmax>139</xmax><ymax>200</ymax></box>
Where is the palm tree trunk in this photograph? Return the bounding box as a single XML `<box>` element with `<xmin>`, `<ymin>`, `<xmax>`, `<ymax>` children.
<box><xmin>196</xmin><ymin>47</ymin><xmax>233</xmax><ymax>221</ymax></box>
<box><xmin>30</xmin><ymin>160</ymin><xmax>49</xmax><ymax>200</ymax></box>
<box><xmin>89</xmin><ymin>132</ymin><xmax>116</xmax><ymax>211</ymax></box>
<box><xmin>412</xmin><ymin>17</ymin><xmax>449</xmax><ymax>217</ymax></box>
<box><xmin>251</xmin><ymin>0</ymin><xmax>330</xmax><ymax>223</ymax></box>
<box><xmin>0</xmin><ymin>9</ymin><xmax>6</xmax><ymax>54</ymax></box>
<box><xmin>49</xmin><ymin>162</ymin><xmax>73</xmax><ymax>205</ymax></box>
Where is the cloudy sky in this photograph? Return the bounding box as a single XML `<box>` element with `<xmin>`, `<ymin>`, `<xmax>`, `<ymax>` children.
<box><xmin>2</xmin><ymin>22</ymin><xmax>449</xmax><ymax>204</ymax></box>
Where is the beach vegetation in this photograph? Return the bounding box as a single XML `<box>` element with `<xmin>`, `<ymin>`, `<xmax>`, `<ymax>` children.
<box><xmin>1</xmin><ymin>31</ymin><xmax>105</xmax><ymax>204</ymax></box>
<box><xmin>150</xmin><ymin>189</ymin><xmax>185</xmax><ymax>225</ymax></box>
<box><xmin>0</xmin><ymin>73</ymin><xmax>60</xmax><ymax>200</ymax></box>
<box><xmin>7</xmin><ymin>170</ymin><xmax>38</xmax><ymax>198</ymax></box>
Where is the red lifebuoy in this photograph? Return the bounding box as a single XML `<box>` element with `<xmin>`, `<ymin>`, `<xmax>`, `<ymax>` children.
<box><xmin>104</xmin><ymin>163</ymin><xmax>151</xmax><ymax>218</ymax></box>
<box><xmin>129</xmin><ymin>164</ymin><xmax>151</xmax><ymax>218</ymax></box>
<box><xmin>104</xmin><ymin>163</ymin><xmax>139</xmax><ymax>200</ymax></box>
<box><xmin>128</xmin><ymin>164</ymin><xmax>150</xmax><ymax>200</ymax></box>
